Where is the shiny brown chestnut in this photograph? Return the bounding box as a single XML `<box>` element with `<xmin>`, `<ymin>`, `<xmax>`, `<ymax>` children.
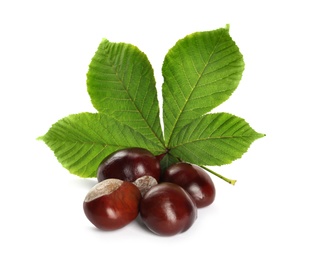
<box><xmin>97</xmin><ymin>148</ymin><xmax>161</xmax><ymax>183</ymax></box>
<box><xmin>140</xmin><ymin>182</ymin><xmax>197</xmax><ymax>236</ymax></box>
<box><xmin>162</xmin><ymin>162</ymin><xmax>216</xmax><ymax>208</ymax></box>
<box><xmin>83</xmin><ymin>179</ymin><xmax>141</xmax><ymax>231</ymax></box>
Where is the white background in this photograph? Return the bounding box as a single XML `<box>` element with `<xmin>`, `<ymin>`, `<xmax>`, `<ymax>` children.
<box><xmin>1</xmin><ymin>0</ymin><xmax>311</xmax><ymax>259</ymax></box>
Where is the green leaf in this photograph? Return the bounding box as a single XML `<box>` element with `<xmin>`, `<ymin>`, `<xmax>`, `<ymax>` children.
<box><xmin>162</xmin><ymin>26</ymin><xmax>245</xmax><ymax>146</ymax></box>
<box><xmin>87</xmin><ymin>39</ymin><xmax>164</xmax><ymax>147</ymax></box>
<box><xmin>38</xmin><ymin>26</ymin><xmax>265</xmax><ymax>183</ymax></box>
<box><xmin>168</xmin><ymin>113</ymin><xmax>265</xmax><ymax>166</ymax></box>
<box><xmin>38</xmin><ymin>113</ymin><xmax>165</xmax><ymax>178</ymax></box>
<box><xmin>159</xmin><ymin>153</ymin><xmax>180</xmax><ymax>173</ymax></box>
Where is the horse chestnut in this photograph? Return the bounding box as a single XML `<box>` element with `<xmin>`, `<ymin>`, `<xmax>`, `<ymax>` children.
<box><xmin>140</xmin><ymin>182</ymin><xmax>197</xmax><ymax>236</ymax></box>
<box><xmin>97</xmin><ymin>148</ymin><xmax>161</xmax><ymax>183</ymax></box>
<box><xmin>83</xmin><ymin>179</ymin><xmax>141</xmax><ymax>231</ymax></box>
<box><xmin>133</xmin><ymin>175</ymin><xmax>158</xmax><ymax>196</ymax></box>
<box><xmin>162</xmin><ymin>162</ymin><xmax>216</xmax><ymax>208</ymax></box>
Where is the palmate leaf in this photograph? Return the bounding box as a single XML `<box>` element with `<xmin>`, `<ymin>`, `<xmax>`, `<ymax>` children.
<box><xmin>38</xmin><ymin>113</ymin><xmax>165</xmax><ymax>178</ymax></box>
<box><xmin>162</xmin><ymin>26</ymin><xmax>245</xmax><ymax>146</ymax></box>
<box><xmin>39</xmin><ymin>26</ymin><xmax>264</xmax><ymax>182</ymax></box>
<box><xmin>87</xmin><ymin>39</ymin><xmax>164</xmax><ymax>147</ymax></box>
<box><xmin>169</xmin><ymin>113</ymin><xmax>265</xmax><ymax>166</ymax></box>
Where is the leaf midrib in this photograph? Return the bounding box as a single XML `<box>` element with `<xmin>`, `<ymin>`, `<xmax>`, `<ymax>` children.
<box><xmin>170</xmin><ymin>133</ymin><xmax>263</xmax><ymax>149</ymax></box>
<box><xmin>103</xmin><ymin>45</ymin><xmax>165</xmax><ymax>147</ymax></box>
<box><xmin>166</xmin><ymin>30</ymin><xmax>225</xmax><ymax>146</ymax></box>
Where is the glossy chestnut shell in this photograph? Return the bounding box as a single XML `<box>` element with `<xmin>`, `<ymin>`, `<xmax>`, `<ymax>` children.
<box><xmin>163</xmin><ymin>162</ymin><xmax>216</xmax><ymax>208</ymax></box>
<box><xmin>83</xmin><ymin>179</ymin><xmax>141</xmax><ymax>230</ymax></box>
<box><xmin>97</xmin><ymin>148</ymin><xmax>161</xmax><ymax>183</ymax></box>
<box><xmin>140</xmin><ymin>182</ymin><xmax>197</xmax><ymax>236</ymax></box>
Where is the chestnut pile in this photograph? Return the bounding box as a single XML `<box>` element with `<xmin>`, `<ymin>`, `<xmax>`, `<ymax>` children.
<box><xmin>83</xmin><ymin>148</ymin><xmax>216</xmax><ymax>236</ymax></box>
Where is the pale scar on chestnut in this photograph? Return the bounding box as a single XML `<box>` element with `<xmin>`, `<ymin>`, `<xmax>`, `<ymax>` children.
<box><xmin>84</xmin><ymin>179</ymin><xmax>123</xmax><ymax>202</ymax></box>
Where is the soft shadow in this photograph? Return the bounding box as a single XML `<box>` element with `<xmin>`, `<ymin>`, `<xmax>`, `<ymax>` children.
<box><xmin>71</xmin><ymin>178</ymin><xmax>97</xmax><ymax>190</ymax></box>
<box><xmin>134</xmin><ymin>215</ymin><xmax>154</xmax><ymax>234</ymax></box>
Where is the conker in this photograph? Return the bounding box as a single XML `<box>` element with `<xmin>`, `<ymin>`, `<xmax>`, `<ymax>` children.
<box><xmin>140</xmin><ymin>182</ymin><xmax>197</xmax><ymax>236</ymax></box>
<box><xmin>162</xmin><ymin>162</ymin><xmax>216</xmax><ymax>208</ymax></box>
<box><xmin>133</xmin><ymin>175</ymin><xmax>158</xmax><ymax>196</ymax></box>
<box><xmin>97</xmin><ymin>148</ymin><xmax>161</xmax><ymax>183</ymax></box>
<box><xmin>83</xmin><ymin>179</ymin><xmax>141</xmax><ymax>231</ymax></box>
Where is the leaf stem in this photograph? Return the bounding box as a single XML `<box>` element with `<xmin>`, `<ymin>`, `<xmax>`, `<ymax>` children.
<box><xmin>200</xmin><ymin>166</ymin><xmax>237</xmax><ymax>185</ymax></box>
